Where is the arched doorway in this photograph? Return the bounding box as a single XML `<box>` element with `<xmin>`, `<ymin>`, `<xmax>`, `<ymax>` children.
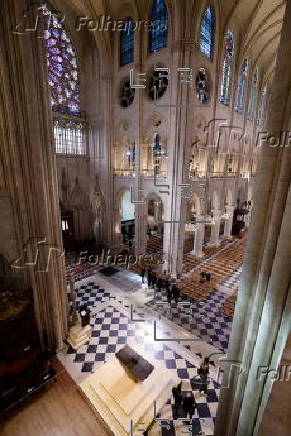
<box><xmin>146</xmin><ymin>193</ymin><xmax>164</xmax><ymax>254</ymax></box>
<box><xmin>118</xmin><ymin>190</ymin><xmax>135</xmax><ymax>249</ymax></box>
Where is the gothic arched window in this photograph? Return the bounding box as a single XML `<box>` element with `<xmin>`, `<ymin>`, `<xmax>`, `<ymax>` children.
<box><xmin>120</xmin><ymin>17</ymin><xmax>134</xmax><ymax>66</ymax></box>
<box><xmin>200</xmin><ymin>5</ymin><xmax>215</xmax><ymax>59</ymax></box>
<box><xmin>235</xmin><ymin>58</ymin><xmax>249</xmax><ymax>115</ymax></box>
<box><xmin>149</xmin><ymin>0</ymin><xmax>168</xmax><ymax>53</ymax></box>
<box><xmin>247</xmin><ymin>68</ymin><xmax>258</xmax><ymax>121</ymax></box>
<box><xmin>42</xmin><ymin>4</ymin><xmax>80</xmax><ymax>116</ymax></box>
<box><xmin>257</xmin><ymin>85</ymin><xmax>268</xmax><ymax>127</ymax></box>
<box><xmin>219</xmin><ymin>31</ymin><xmax>234</xmax><ymax>105</ymax></box>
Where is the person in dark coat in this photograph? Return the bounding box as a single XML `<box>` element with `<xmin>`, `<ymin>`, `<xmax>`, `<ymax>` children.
<box><xmin>172</xmin><ymin>382</ymin><xmax>183</xmax><ymax>419</ymax></box>
<box><xmin>200</xmin><ymin>271</ymin><xmax>206</xmax><ymax>283</ymax></box>
<box><xmin>205</xmin><ymin>272</ymin><xmax>211</xmax><ymax>282</ymax></box>
<box><xmin>141</xmin><ymin>267</ymin><xmax>146</xmax><ymax>283</ymax></box>
<box><xmin>147</xmin><ymin>268</ymin><xmax>152</xmax><ymax>287</ymax></box>
<box><xmin>198</xmin><ymin>358</ymin><xmax>210</xmax><ymax>395</ymax></box>
<box><xmin>166</xmin><ymin>287</ymin><xmax>172</xmax><ymax>305</ymax></box>
<box><xmin>182</xmin><ymin>392</ymin><xmax>197</xmax><ymax>418</ymax></box>
<box><xmin>172</xmin><ymin>284</ymin><xmax>180</xmax><ymax>305</ymax></box>
<box><xmin>156</xmin><ymin>277</ymin><xmax>163</xmax><ymax>292</ymax></box>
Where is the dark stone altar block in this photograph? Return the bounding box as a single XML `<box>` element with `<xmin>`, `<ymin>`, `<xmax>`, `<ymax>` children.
<box><xmin>115</xmin><ymin>345</ymin><xmax>154</xmax><ymax>382</ymax></box>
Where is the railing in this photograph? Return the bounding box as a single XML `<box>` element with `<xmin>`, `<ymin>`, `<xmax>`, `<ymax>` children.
<box><xmin>141</xmin><ymin>169</ymin><xmax>168</xmax><ymax>180</ymax></box>
<box><xmin>189</xmin><ymin>171</ymin><xmax>256</xmax><ymax>179</ymax></box>
<box><xmin>114</xmin><ymin>169</ymin><xmax>168</xmax><ymax>180</ymax></box>
<box><xmin>114</xmin><ymin>169</ymin><xmax>135</xmax><ymax>177</ymax></box>
<box><xmin>114</xmin><ymin>169</ymin><xmax>255</xmax><ymax>179</ymax></box>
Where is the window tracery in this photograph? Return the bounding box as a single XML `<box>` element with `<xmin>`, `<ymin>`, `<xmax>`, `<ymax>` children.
<box><xmin>200</xmin><ymin>5</ymin><xmax>215</xmax><ymax>59</ymax></box>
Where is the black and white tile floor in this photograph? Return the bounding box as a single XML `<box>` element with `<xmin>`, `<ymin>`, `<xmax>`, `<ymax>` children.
<box><xmin>146</xmin><ymin>289</ymin><xmax>232</xmax><ymax>353</ymax></box>
<box><xmin>60</xmin><ymin>276</ymin><xmax>227</xmax><ymax>436</ymax></box>
<box><xmin>219</xmin><ymin>266</ymin><xmax>242</xmax><ymax>291</ymax></box>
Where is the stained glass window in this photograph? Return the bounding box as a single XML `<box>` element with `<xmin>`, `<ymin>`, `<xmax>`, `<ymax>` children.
<box><xmin>200</xmin><ymin>5</ymin><xmax>215</xmax><ymax>59</ymax></box>
<box><xmin>149</xmin><ymin>0</ymin><xmax>168</xmax><ymax>53</ymax></box>
<box><xmin>247</xmin><ymin>68</ymin><xmax>258</xmax><ymax>121</ymax></box>
<box><xmin>53</xmin><ymin>119</ymin><xmax>86</xmax><ymax>155</ymax></box>
<box><xmin>257</xmin><ymin>86</ymin><xmax>267</xmax><ymax>126</ymax></box>
<box><xmin>235</xmin><ymin>59</ymin><xmax>249</xmax><ymax>115</ymax></box>
<box><xmin>120</xmin><ymin>18</ymin><xmax>134</xmax><ymax>66</ymax></box>
<box><xmin>219</xmin><ymin>31</ymin><xmax>234</xmax><ymax>105</ymax></box>
<box><xmin>42</xmin><ymin>4</ymin><xmax>80</xmax><ymax>116</ymax></box>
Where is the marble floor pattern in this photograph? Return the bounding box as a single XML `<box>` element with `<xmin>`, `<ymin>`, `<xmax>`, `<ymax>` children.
<box><xmin>215</xmin><ymin>266</ymin><xmax>242</xmax><ymax>296</ymax></box>
<box><xmin>146</xmin><ymin>288</ymin><xmax>233</xmax><ymax>353</ymax></box>
<box><xmin>59</xmin><ymin>272</ymin><xmax>228</xmax><ymax>436</ymax></box>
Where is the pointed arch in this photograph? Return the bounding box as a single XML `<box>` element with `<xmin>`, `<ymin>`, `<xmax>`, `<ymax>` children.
<box><xmin>257</xmin><ymin>84</ymin><xmax>268</xmax><ymax>126</ymax></box>
<box><xmin>219</xmin><ymin>30</ymin><xmax>234</xmax><ymax>105</ymax></box>
<box><xmin>247</xmin><ymin>67</ymin><xmax>259</xmax><ymax>121</ymax></box>
<box><xmin>149</xmin><ymin>0</ymin><xmax>168</xmax><ymax>53</ymax></box>
<box><xmin>120</xmin><ymin>17</ymin><xmax>134</xmax><ymax>66</ymax></box>
<box><xmin>199</xmin><ymin>5</ymin><xmax>216</xmax><ymax>59</ymax></box>
<box><xmin>235</xmin><ymin>58</ymin><xmax>249</xmax><ymax>115</ymax></box>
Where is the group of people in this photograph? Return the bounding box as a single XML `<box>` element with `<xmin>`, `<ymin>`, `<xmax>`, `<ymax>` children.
<box><xmin>200</xmin><ymin>271</ymin><xmax>211</xmax><ymax>283</ymax></box>
<box><xmin>172</xmin><ymin>358</ymin><xmax>210</xmax><ymax>420</ymax></box>
<box><xmin>141</xmin><ymin>268</ymin><xmax>182</xmax><ymax>305</ymax></box>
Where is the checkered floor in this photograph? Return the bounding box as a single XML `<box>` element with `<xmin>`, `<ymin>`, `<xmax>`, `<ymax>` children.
<box><xmin>75</xmin><ymin>281</ymin><xmax>111</xmax><ymax>308</ymax></box>
<box><xmin>63</xmin><ymin>280</ymin><xmax>221</xmax><ymax>435</ymax></box>
<box><xmin>219</xmin><ymin>266</ymin><xmax>242</xmax><ymax>291</ymax></box>
<box><xmin>146</xmin><ymin>289</ymin><xmax>232</xmax><ymax>352</ymax></box>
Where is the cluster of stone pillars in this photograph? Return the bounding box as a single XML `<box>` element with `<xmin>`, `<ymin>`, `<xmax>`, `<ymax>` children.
<box><xmin>215</xmin><ymin>0</ymin><xmax>291</xmax><ymax>434</ymax></box>
<box><xmin>0</xmin><ymin>0</ymin><xmax>67</xmax><ymax>351</ymax></box>
<box><xmin>190</xmin><ymin>206</ymin><xmax>235</xmax><ymax>258</ymax></box>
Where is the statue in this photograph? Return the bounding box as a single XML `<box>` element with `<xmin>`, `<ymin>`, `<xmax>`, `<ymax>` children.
<box><xmin>91</xmin><ymin>175</ymin><xmax>103</xmax><ymax>241</ymax></box>
<box><xmin>69</xmin><ymin>274</ymin><xmax>78</xmax><ymax>326</ymax></box>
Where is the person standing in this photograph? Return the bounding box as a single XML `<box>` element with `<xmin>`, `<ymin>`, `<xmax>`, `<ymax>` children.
<box><xmin>151</xmin><ymin>272</ymin><xmax>157</xmax><ymax>288</ymax></box>
<box><xmin>147</xmin><ymin>267</ymin><xmax>152</xmax><ymax>288</ymax></box>
<box><xmin>198</xmin><ymin>357</ymin><xmax>210</xmax><ymax>396</ymax></box>
<box><xmin>172</xmin><ymin>283</ymin><xmax>180</xmax><ymax>305</ymax></box>
<box><xmin>166</xmin><ymin>286</ymin><xmax>172</xmax><ymax>305</ymax></box>
<box><xmin>182</xmin><ymin>392</ymin><xmax>197</xmax><ymax>419</ymax></box>
<box><xmin>141</xmin><ymin>267</ymin><xmax>146</xmax><ymax>284</ymax></box>
<box><xmin>156</xmin><ymin>276</ymin><xmax>162</xmax><ymax>292</ymax></box>
<box><xmin>172</xmin><ymin>381</ymin><xmax>183</xmax><ymax>419</ymax></box>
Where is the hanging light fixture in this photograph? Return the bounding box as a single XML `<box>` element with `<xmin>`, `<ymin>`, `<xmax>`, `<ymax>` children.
<box><xmin>126</xmin><ymin>142</ymin><xmax>136</xmax><ymax>167</ymax></box>
<box><xmin>153</xmin><ymin>134</ymin><xmax>167</xmax><ymax>158</ymax></box>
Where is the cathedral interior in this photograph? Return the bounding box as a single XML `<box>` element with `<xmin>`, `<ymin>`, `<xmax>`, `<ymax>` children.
<box><xmin>1</xmin><ymin>0</ymin><xmax>291</xmax><ymax>435</ymax></box>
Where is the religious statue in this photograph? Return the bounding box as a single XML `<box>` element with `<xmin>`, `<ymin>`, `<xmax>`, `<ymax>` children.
<box><xmin>91</xmin><ymin>175</ymin><xmax>103</xmax><ymax>241</ymax></box>
<box><xmin>69</xmin><ymin>274</ymin><xmax>78</xmax><ymax>326</ymax></box>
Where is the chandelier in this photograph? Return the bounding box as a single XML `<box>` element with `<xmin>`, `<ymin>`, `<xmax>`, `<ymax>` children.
<box><xmin>126</xmin><ymin>142</ymin><xmax>135</xmax><ymax>167</ymax></box>
<box><xmin>153</xmin><ymin>134</ymin><xmax>167</xmax><ymax>158</ymax></box>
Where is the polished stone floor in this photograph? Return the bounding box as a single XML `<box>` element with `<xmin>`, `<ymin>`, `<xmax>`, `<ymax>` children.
<box><xmin>58</xmin><ymin>266</ymin><xmax>240</xmax><ymax>436</ymax></box>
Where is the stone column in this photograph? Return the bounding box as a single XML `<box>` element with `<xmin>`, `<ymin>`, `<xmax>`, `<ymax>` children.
<box><xmin>244</xmin><ymin>207</ymin><xmax>252</xmax><ymax>228</ymax></box>
<box><xmin>208</xmin><ymin>211</ymin><xmax>221</xmax><ymax>247</ymax></box>
<box><xmin>100</xmin><ymin>74</ymin><xmax>114</xmax><ymax>247</ymax></box>
<box><xmin>134</xmin><ymin>61</ymin><xmax>146</xmax><ymax>258</ymax></box>
<box><xmin>215</xmin><ymin>0</ymin><xmax>291</xmax><ymax>434</ymax></box>
<box><xmin>162</xmin><ymin>3</ymin><xmax>195</xmax><ymax>275</ymax></box>
<box><xmin>0</xmin><ymin>0</ymin><xmax>67</xmax><ymax>350</ymax></box>
<box><xmin>191</xmin><ymin>219</ymin><xmax>205</xmax><ymax>258</ymax></box>
<box><xmin>224</xmin><ymin>206</ymin><xmax>235</xmax><ymax>238</ymax></box>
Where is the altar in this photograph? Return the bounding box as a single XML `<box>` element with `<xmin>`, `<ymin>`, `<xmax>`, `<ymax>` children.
<box><xmin>79</xmin><ymin>351</ymin><xmax>178</xmax><ymax>436</ymax></box>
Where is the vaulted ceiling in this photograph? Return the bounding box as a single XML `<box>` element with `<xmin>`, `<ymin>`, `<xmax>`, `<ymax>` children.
<box><xmin>62</xmin><ymin>0</ymin><xmax>286</xmax><ymax>83</ymax></box>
